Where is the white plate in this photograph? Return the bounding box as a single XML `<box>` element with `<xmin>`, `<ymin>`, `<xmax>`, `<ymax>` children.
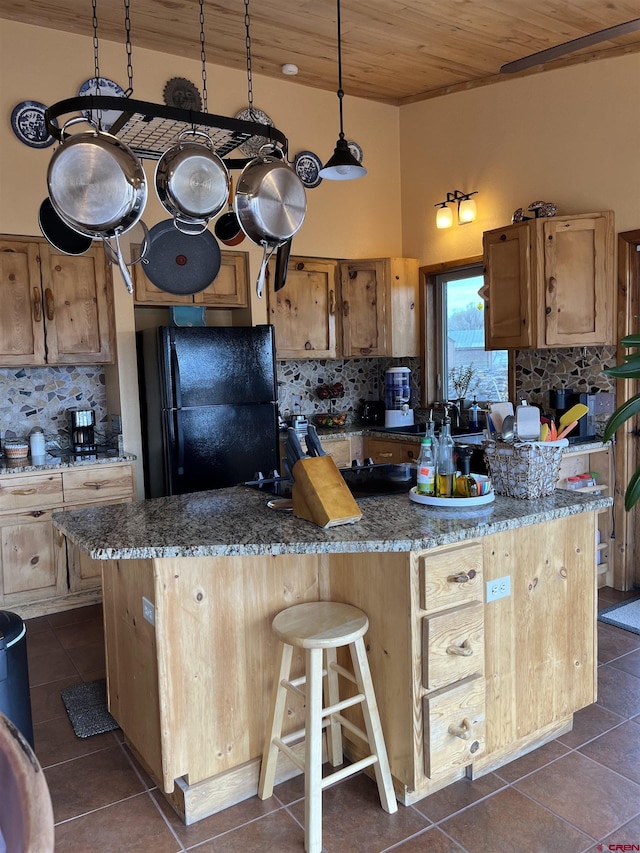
<box><xmin>234</xmin><ymin>107</ymin><xmax>274</xmax><ymax>157</ymax></box>
<box><xmin>11</xmin><ymin>101</ymin><xmax>58</xmax><ymax>148</ymax></box>
<box><xmin>78</xmin><ymin>77</ymin><xmax>125</xmax><ymax>131</ymax></box>
<box><xmin>409</xmin><ymin>486</ymin><xmax>495</xmax><ymax>507</ymax></box>
<box><xmin>294</xmin><ymin>151</ymin><xmax>323</xmax><ymax>188</ymax></box>
<box><xmin>347</xmin><ymin>140</ymin><xmax>363</xmax><ymax>163</ymax></box>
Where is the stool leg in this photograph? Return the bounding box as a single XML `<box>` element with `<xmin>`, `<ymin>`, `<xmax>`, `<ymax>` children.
<box><xmin>305</xmin><ymin>646</ymin><xmax>324</xmax><ymax>853</ymax></box>
<box><xmin>323</xmin><ymin>647</ymin><xmax>343</xmax><ymax>767</ymax></box>
<box><xmin>258</xmin><ymin>641</ymin><xmax>293</xmax><ymax>800</ymax></box>
<box><xmin>350</xmin><ymin>637</ymin><xmax>398</xmax><ymax>814</ymax></box>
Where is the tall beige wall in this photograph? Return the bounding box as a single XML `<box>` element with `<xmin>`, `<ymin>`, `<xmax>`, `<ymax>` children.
<box><xmin>400</xmin><ymin>53</ymin><xmax>640</xmax><ymax>265</ymax></box>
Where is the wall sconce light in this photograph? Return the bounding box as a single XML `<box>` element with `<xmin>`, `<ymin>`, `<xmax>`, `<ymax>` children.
<box><xmin>434</xmin><ymin>190</ymin><xmax>478</xmax><ymax>228</ymax></box>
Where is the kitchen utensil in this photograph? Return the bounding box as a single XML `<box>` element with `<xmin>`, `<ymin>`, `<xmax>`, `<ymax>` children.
<box><xmin>140</xmin><ymin>219</ymin><xmax>221</xmax><ymax>295</ymax></box>
<box><xmin>556</xmin><ymin>420</ymin><xmax>578</xmax><ymax>440</ymax></box>
<box><xmin>273</xmin><ymin>238</ymin><xmax>292</xmax><ymax>292</ymax></box>
<box><xmin>38</xmin><ymin>198</ymin><xmax>92</xmax><ymax>255</ymax></box>
<box><xmin>155</xmin><ymin>130</ymin><xmax>229</xmax><ymax>234</ymax></box>
<box><xmin>305</xmin><ymin>425</ymin><xmax>327</xmax><ymax>457</ymax></box>
<box><xmin>46</xmin><ymin>117</ymin><xmax>147</xmax><ymax>292</ymax></box>
<box><xmin>285</xmin><ymin>428</ymin><xmax>307</xmax><ymax>465</ymax></box>
<box><xmin>558</xmin><ymin>403</ymin><xmax>589</xmax><ymax>431</ymax></box>
<box><xmin>489</xmin><ymin>402</ymin><xmax>514</xmax><ymax>435</ymax></box>
<box><xmin>549</xmin><ymin>421</ymin><xmax>558</xmax><ymax>441</ymax></box>
<box><xmin>500</xmin><ymin>415</ymin><xmax>514</xmax><ymax>441</ymax></box>
<box><xmin>539</xmin><ymin>423</ymin><xmax>550</xmax><ymax>442</ymax></box>
<box><xmin>234</xmin><ymin>147</ymin><xmax>307</xmax><ymax>299</ymax></box>
<box><xmin>214</xmin><ymin>177</ymin><xmax>245</xmax><ymax>246</ymax></box>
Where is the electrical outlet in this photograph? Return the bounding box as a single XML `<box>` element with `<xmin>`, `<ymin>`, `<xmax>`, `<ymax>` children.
<box><xmin>594</xmin><ymin>392</ymin><xmax>615</xmax><ymax>415</ymax></box>
<box><xmin>291</xmin><ymin>394</ymin><xmax>302</xmax><ymax>409</ymax></box>
<box><xmin>142</xmin><ymin>596</ymin><xmax>155</xmax><ymax>625</ymax></box>
<box><xmin>486</xmin><ymin>575</ymin><xmax>511</xmax><ymax>603</ymax></box>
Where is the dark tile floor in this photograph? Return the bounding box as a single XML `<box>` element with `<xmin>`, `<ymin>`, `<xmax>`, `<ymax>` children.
<box><xmin>25</xmin><ymin>587</ymin><xmax>640</xmax><ymax>852</ymax></box>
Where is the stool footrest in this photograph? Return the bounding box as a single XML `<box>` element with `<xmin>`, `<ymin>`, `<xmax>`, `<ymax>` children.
<box><xmin>329</xmin><ymin>660</ymin><xmax>357</xmax><ymax>685</ymax></box>
<box><xmin>331</xmin><ymin>712</ymin><xmax>369</xmax><ymax>745</ymax></box>
<box><xmin>272</xmin><ymin>737</ymin><xmax>305</xmax><ymax>773</ymax></box>
<box><xmin>321</xmin><ymin>693</ymin><xmax>364</xmax><ymax>719</ymax></box>
<box><xmin>321</xmin><ymin>754</ymin><xmax>378</xmax><ymax>790</ymax></box>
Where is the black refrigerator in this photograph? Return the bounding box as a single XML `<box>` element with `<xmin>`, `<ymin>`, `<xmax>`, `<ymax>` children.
<box><xmin>137</xmin><ymin>325</ymin><xmax>279</xmax><ymax>497</ymax></box>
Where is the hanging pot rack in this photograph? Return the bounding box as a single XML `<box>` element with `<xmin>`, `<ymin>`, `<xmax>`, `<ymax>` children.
<box><xmin>45</xmin><ymin>95</ymin><xmax>288</xmax><ymax>168</ymax></box>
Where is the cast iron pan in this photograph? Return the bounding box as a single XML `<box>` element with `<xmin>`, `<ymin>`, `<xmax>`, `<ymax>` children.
<box><xmin>274</xmin><ymin>238</ymin><xmax>292</xmax><ymax>291</ymax></box>
<box><xmin>140</xmin><ymin>219</ymin><xmax>221</xmax><ymax>295</ymax></box>
<box><xmin>38</xmin><ymin>198</ymin><xmax>93</xmax><ymax>256</ymax></box>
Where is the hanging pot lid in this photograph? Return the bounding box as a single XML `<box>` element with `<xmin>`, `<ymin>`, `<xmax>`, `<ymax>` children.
<box><xmin>140</xmin><ymin>219</ymin><xmax>221</xmax><ymax>295</ymax></box>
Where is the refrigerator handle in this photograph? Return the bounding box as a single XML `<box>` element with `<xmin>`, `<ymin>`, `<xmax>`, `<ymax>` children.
<box><xmin>175</xmin><ymin>409</ymin><xmax>185</xmax><ymax>476</ymax></box>
<box><xmin>170</xmin><ymin>341</ymin><xmax>182</xmax><ymax>409</ymax></box>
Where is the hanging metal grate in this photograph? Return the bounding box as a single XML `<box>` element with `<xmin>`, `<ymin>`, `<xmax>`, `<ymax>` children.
<box><xmin>45</xmin><ymin>96</ymin><xmax>288</xmax><ymax>166</ymax></box>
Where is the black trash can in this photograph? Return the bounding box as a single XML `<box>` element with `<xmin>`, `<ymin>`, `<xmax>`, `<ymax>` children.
<box><xmin>0</xmin><ymin>610</ymin><xmax>34</xmax><ymax>748</ymax></box>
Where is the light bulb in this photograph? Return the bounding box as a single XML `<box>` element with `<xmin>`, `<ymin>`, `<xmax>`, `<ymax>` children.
<box><xmin>458</xmin><ymin>197</ymin><xmax>477</xmax><ymax>224</ymax></box>
<box><xmin>436</xmin><ymin>205</ymin><xmax>453</xmax><ymax>229</ymax></box>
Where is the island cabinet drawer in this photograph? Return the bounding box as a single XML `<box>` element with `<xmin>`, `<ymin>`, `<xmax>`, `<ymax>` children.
<box><xmin>422</xmin><ymin>602</ymin><xmax>484</xmax><ymax>690</ymax></box>
<box><xmin>62</xmin><ymin>466</ymin><xmax>134</xmax><ymax>504</ymax></box>
<box><xmin>423</xmin><ymin>674</ymin><xmax>486</xmax><ymax>778</ymax></box>
<box><xmin>0</xmin><ymin>473</ymin><xmax>63</xmax><ymax>513</ymax></box>
<box><xmin>419</xmin><ymin>543</ymin><xmax>483</xmax><ymax>613</ymax></box>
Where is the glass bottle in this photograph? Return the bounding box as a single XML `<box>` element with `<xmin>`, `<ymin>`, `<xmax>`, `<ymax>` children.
<box><xmin>468</xmin><ymin>396</ymin><xmax>480</xmax><ymax>431</ymax></box>
<box><xmin>416</xmin><ymin>437</ymin><xmax>436</xmax><ymax>495</ymax></box>
<box><xmin>436</xmin><ymin>417</ymin><xmax>456</xmax><ymax>497</ymax></box>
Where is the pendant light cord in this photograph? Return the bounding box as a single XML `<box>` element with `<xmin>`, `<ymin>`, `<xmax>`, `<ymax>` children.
<box><xmin>123</xmin><ymin>0</ymin><xmax>133</xmax><ymax>96</ymax></box>
<box><xmin>244</xmin><ymin>0</ymin><xmax>255</xmax><ymax>116</ymax></box>
<box><xmin>199</xmin><ymin>0</ymin><xmax>208</xmax><ymax>113</ymax></box>
<box><xmin>336</xmin><ymin>0</ymin><xmax>345</xmax><ymax>141</ymax></box>
<box><xmin>91</xmin><ymin>0</ymin><xmax>101</xmax><ymax>93</ymax></box>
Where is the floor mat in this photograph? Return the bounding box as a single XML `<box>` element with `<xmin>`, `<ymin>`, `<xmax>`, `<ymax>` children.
<box><xmin>61</xmin><ymin>679</ymin><xmax>119</xmax><ymax>738</ymax></box>
<box><xmin>598</xmin><ymin>596</ymin><xmax>640</xmax><ymax>636</ymax></box>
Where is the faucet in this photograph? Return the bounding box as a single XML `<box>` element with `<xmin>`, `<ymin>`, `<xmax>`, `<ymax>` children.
<box><xmin>436</xmin><ymin>401</ymin><xmax>459</xmax><ymax>429</ymax></box>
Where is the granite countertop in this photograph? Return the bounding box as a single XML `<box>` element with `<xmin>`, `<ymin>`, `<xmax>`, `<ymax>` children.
<box><xmin>0</xmin><ymin>451</ymin><xmax>136</xmax><ymax>475</ymax></box>
<box><xmin>53</xmin><ymin>484</ymin><xmax>611</xmax><ymax>562</ymax></box>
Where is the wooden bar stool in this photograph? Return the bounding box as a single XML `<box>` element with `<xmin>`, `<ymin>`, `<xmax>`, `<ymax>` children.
<box><xmin>258</xmin><ymin>601</ymin><xmax>397</xmax><ymax>853</ymax></box>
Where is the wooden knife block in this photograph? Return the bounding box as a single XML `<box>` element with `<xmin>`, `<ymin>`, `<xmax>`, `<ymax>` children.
<box><xmin>292</xmin><ymin>456</ymin><xmax>362</xmax><ymax>528</ymax></box>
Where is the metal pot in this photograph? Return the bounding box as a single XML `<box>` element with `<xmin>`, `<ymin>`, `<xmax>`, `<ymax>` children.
<box><xmin>46</xmin><ymin>117</ymin><xmax>147</xmax><ymax>292</ymax></box>
<box><xmin>234</xmin><ymin>147</ymin><xmax>306</xmax><ymax>298</ymax></box>
<box><xmin>214</xmin><ymin>177</ymin><xmax>244</xmax><ymax>246</ymax></box>
<box><xmin>155</xmin><ymin>130</ymin><xmax>229</xmax><ymax>235</ymax></box>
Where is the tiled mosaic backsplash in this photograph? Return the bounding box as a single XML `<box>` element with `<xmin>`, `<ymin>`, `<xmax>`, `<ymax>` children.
<box><xmin>0</xmin><ymin>366</ymin><xmax>108</xmax><ymax>442</ymax></box>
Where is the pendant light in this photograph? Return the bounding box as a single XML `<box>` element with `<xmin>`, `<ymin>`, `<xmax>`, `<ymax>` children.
<box><xmin>319</xmin><ymin>0</ymin><xmax>367</xmax><ymax>181</ymax></box>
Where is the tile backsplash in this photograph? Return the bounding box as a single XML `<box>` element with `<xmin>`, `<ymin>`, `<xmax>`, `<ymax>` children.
<box><xmin>0</xmin><ymin>366</ymin><xmax>108</xmax><ymax>442</ymax></box>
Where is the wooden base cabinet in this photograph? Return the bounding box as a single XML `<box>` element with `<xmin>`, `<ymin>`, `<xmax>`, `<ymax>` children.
<box><xmin>0</xmin><ymin>237</ymin><xmax>115</xmax><ymax>366</ymax></box>
<box><xmin>481</xmin><ymin>212</ymin><xmax>614</xmax><ymax>349</ymax></box>
<box><xmin>101</xmin><ymin>511</ymin><xmax>597</xmax><ymax>823</ymax></box>
<box><xmin>0</xmin><ymin>462</ymin><xmax>134</xmax><ymax>618</ymax></box>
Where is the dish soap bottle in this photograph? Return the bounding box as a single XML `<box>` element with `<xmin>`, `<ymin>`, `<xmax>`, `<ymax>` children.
<box><xmin>468</xmin><ymin>396</ymin><xmax>480</xmax><ymax>431</ymax></box>
<box><xmin>416</xmin><ymin>437</ymin><xmax>436</xmax><ymax>495</ymax></box>
<box><xmin>436</xmin><ymin>415</ymin><xmax>456</xmax><ymax>497</ymax></box>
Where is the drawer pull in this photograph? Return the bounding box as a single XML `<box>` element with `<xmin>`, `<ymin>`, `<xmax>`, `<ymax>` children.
<box><xmin>448</xmin><ymin>718</ymin><xmax>472</xmax><ymax>740</ymax></box>
<box><xmin>448</xmin><ymin>569</ymin><xmax>476</xmax><ymax>584</ymax></box>
<box><xmin>10</xmin><ymin>488</ymin><xmax>37</xmax><ymax>495</ymax></box>
<box><xmin>83</xmin><ymin>481</ymin><xmax>107</xmax><ymax>489</ymax></box>
<box><xmin>378</xmin><ymin>452</ymin><xmax>393</xmax><ymax>458</ymax></box>
<box><xmin>446</xmin><ymin>639</ymin><xmax>473</xmax><ymax>657</ymax></box>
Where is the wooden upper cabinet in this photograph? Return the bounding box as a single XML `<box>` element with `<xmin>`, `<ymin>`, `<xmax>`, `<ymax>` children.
<box><xmin>133</xmin><ymin>249</ymin><xmax>249</xmax><ymax>308</ymax></box>
<box><xmin>266</xmin><ymin>256</ymin><xmax>338</xmax><ymax>358</ymax></box>
<box><xmin>481</xmin><ymin>212</ymin><xmax>614</xmax><ymax>350</ymax></box>
<box><xmin>341</xmin><ymin>258</ymin><xmax>419</xmax><ymax>358</ymax></box>
<box><xmin>0</xmin><ymin>237</ymin><xmax>115</xmax><ymax>366</ymax></box>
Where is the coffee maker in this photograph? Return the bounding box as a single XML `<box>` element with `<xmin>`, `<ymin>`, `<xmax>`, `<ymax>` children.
<box><xmin>549</xmin><ymin>390</ymin><xmax>597</xmax><ymax>443</ymax></box>
<box><xmin>384</xmin><ymin>367</ymin><xmax>414</xmax><ymax>427</ymax></box>
<box><xmin>68</xmin><ymin>408</ymin><xmax>96</xmax><ymax>453</ymax></box>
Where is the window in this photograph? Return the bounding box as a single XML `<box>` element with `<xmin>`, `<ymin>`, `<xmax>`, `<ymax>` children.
<box><xmin>434</xmin><ymin>264</ymin><xmax>508</xmax><ymax>404</ymax></box>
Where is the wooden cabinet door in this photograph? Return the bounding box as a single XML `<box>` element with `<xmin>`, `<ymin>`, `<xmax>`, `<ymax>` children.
<box><xmin>0</xmin><ymin>239</ymin><xmax>46</xmax><ymax>365</ymax></box>
<box><xmin>42</xmin><ymin>244</ymin><xmax>115</xmax><ymax>364</ymax></box>
<box><xmin>482</xmin><ymin>224</ymin><xmax>535</xmax><ymax>349</ymax></box>
<box><xmin>543</xmin><ymin>213</ymin><xmax>614</xmax><ymax>346</ymax></box>
<box><xmin>0</xmin><ymin>509</ymin><xmax>66</xmax><ymax>609</ymax></box>
<box><xmin>366</xmin><ymin>439</ymin><xmax>402</xmax><ymax>464</ymax></box>
<box><xmin>341</xmin><ymin>259</ymin><xmax>387</xmax><ymax>356</ymax></box>
<box><xmin>267</xmin><ymin>257</ymin><xmax>338</xmax><ymax>358</ymax></box>
<box><xmin>195</xmin><ymin>251</ymin><xmax>249</xmax><ymax>307</ymax></box>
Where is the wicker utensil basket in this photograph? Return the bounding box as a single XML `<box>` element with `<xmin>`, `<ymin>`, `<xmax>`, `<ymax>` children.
<box><xmin>482</xmin><ymin>440</ymin><xmax>567</xmax><ymax>500</ymax></box>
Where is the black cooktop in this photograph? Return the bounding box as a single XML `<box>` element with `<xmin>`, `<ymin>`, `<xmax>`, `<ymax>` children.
<box><xmin>245</xmin><ymin>463</ymin><xmax>417</xmax><ymax>500</ymax></box>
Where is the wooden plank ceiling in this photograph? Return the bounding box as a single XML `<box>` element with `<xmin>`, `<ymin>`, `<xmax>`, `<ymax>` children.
<box><xmin>1</xmin><ymin>0</ymin><xmax>640</xmax><ymax>105</ymax></box>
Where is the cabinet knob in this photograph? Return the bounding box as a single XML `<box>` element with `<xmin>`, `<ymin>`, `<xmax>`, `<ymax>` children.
<box><xmin>448</xmin><ymin>718</ymin><xmax>473</xmax><ymax>740</ymax></box>
<box><xmin>296</xmin><ymin>262</ymin><xmax>305</xmax><ymax>270</ymax></box>
<box><xmin>446</xmin><ymin>639</ymin><xmax>473</xmax><ymax>657</ymax></box>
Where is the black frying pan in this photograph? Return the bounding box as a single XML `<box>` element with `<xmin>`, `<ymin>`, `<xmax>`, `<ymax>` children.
<box><xmin>274</xmin><ymin>238</ymin><xmax>292</xmax><ymax>291</ymax></box>
<box><xmin>38</xmin><ymin>198</ymin><xmax>92</xmax><ymax>256</ymax></box>
<box><xmin>140</xmin><ymin>219</ymin><xmax>221</xmax><ymax>295</ymax></box>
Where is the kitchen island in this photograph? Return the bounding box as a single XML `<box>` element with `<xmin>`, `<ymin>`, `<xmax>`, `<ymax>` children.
<box><xmin>53</xmin><ymin>485</ymin><xmax>610</xmax><ymax>824</ymax></box>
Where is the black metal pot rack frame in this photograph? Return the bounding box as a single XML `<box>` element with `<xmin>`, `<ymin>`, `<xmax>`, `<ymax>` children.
<box><xmin>46</xmin><ymin>96</ymin><xmax>288</xmax><ymax>168</ymax></box>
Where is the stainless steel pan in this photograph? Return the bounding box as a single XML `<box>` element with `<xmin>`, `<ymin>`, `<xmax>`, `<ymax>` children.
<box><xmin>46</xmin><ymin>117</ymin><xmax>147</xmax><ymax>292</ymax></box>
<box><xmin>234</xmin><ymin>148</ymin><xmax>306</xmax><ymax>298</ymax></box>
<box><xmin>155</xmin><ymin>130</ymin><xmax>229</xmax><ymax>235</ymax></box>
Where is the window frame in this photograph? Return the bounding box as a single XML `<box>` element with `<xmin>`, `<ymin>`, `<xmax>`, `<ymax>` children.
<box><xmin>419</xmin><ymin>256</ymin><xmax>515</xmax><ymax>409</ymax></box>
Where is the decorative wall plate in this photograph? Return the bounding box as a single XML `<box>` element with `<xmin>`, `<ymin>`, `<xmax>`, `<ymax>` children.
<box><xmin>78</xmin><ymin>77</ymin><xmax>125</xmax><ymax>131</ymax></box>
<box><xmin>235</xmin><ymin>107</ymin><xmax>274</xmax><ymax>156</ymax></box>
<box><xmin>294</xmin><ymin>151</ymin><xmax>323</xmax><ymax>188</ymax></box>
<box><xmin>347</xmin><ymin>140</ymin><xmax>363</xmax><ymax>163</ymax></box>
<box><xmin>11</xmin><ymin>101</ymin><xmax>58</xmax><ymax>148</ymax></box>
<box><xmin>163</xmin><ymin>77</ymin><xmax>202</xmax><ymax>111</ymax></box>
